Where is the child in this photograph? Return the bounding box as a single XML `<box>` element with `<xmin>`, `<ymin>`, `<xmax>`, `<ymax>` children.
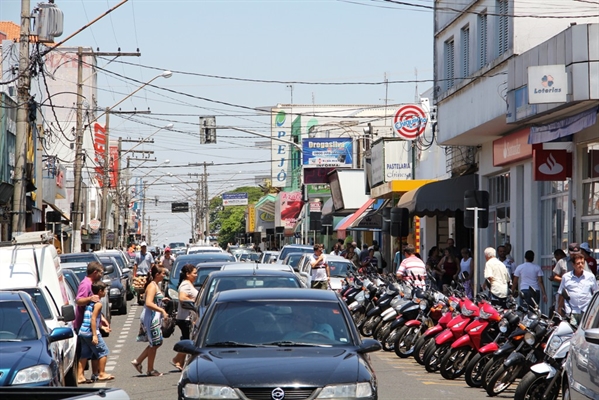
<box><xmin>79</xmin><ymin>282</ymin><xmax>114</xmax><ymax>382</ymax></box>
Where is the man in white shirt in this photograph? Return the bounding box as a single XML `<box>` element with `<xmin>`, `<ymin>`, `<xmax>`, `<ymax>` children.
<box><xmin>558</xmin><ymin>252</ymin><xmax>599</xmax><ymax>325</ymax></box>
<box><xmin>309</xmin><ymin>244</ymin><xmax>330</xmax><ymax>290</ymax></box>
<box><xmin>484</xmin><ymin>247</ymin><xmax>511</xmax><ymax>308</ymax></box>
<box><xmin>396</xmin><ymin>244</ymin><xmax>427</xmax><ymax>288</ymax></box>
<box><xmin>512</xmin><ymin>250</ymin><xmax>547</xmax><ymax>308</ymax></box>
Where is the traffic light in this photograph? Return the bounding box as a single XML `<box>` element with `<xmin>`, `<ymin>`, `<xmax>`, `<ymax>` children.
<box><xmin>464</xmin><ymin>190</ymin><xmax>489</xmax><ymax>228</ymax></box>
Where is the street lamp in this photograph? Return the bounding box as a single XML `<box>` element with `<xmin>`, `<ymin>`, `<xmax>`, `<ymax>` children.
<box><xmin>71</xmin><ymin>70</ymin><xmax>172</xmax><ymax>252</ymax></box>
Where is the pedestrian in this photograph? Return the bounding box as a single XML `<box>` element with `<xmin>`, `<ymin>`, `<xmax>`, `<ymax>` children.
<box><xmin>309</xmin><ymin>244</ymin><xmax>330</xmax><ymax>290</ymax></box>
<box><xmin>330</xmin><ymin>243</ymin><xmax>341</xmax><ymax>256</ymax></box>
<box><xmin>580</xmin><ymin>242</ymin><xmax>597</xmax><ymax>276</ymax></box>
<box><xmin>445</xmin><ymin>238</ymin><xmax>460</xmax><ymax>259</ymax></box>
<box><xmin>557</xmin><ymin>253</ymin><xmax>599</xmax><ymax>326</ymax></box>
<box><xmin>360</xmin><ymin>248</ymin><xmax>378</xmax><ymax>274</ymax></box>
<box><xmin>172</xmin><ymin>264</ymin><xmax>198</xmax><ymax>371</ymax></box>
<box><xmin>133</xmin><ymin>242</ymin><xmax>155</xmax><ymax>304</ymax></box>
<box><xmin>393</xmin><ymin>247</ymin><xmax>403</xmax><ymax>274</ymax></box>
<box><xmin>132</xmin><ymin>266</ymin><xmax>170</xmax><ymax>377</ymax></box>
<box><xmin>352</xmin><ymin>242</ymin><xmax>361</xmax><ymax>259</ymax></box>
<box><xmin>75</xmin><ymin>261</ymin><xmax>109</xmax><ymax>384</ymax></box>
<box><xmin>373</xmin><ymin>245</ymin><xmax>385</xmax><ymax>273</ymax></box>
<box><xmin>78</xmin><ymin>282</ymin><xmax>114</xmax><ymax>382</ymax></box>
<box><xmin>158</xmin><ymin>247</ymin><xmax>176</xmax><ymax>274</ymax></box>
<box><xmin>345</xmin><ymin>245</ymin><xmax>360</xmax><ymax>269</ymax></box>
<box><xmin>551</xmin><ymin>243</ymin><xmax>591</xmax><ymax>287</ymax></box>
<box><xmin>396</xmin><ymin>244</ymin><xmax>427</xmax><ymax>288</ymax></box>
<box><xmin>359</xmin><ymin>244</ymin><xmax>369</xmax><ymax>263</ymax></box>
<box><xmin>512</xmin><ymin>250</ymin><xmax>547</xmax><ymax>308</ymax></box>
<box><xmin>497</xmin><ymin>245</ymin><xmax>515</xmax><ymax>278</ymax></box>
<box><xmin>459</xmin><ymin>248</ymin><xmax>474</xmax><ymax>299</ymax></box>
<box><xmin>438</xmin><ymin>248</ymin><xmax>459</xmax><ymax>291</ymax></box>
<box><xmin>483</xmin><ymin>247</ymin><xmax>511</xmax><ymax>308</ymax></box>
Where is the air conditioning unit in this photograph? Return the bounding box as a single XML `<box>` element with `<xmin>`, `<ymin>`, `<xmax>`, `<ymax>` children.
<box><xmin>33</xmin><ymin>2</ymin><xmax>64</xmax><ymax>43</ymax></box>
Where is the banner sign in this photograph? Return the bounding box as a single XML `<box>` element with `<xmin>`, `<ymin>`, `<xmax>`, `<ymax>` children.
<box><xmin>276</xmin><ymin>191</ymin><xmax>303</xmax><ymax>230</ymax></box>
<box><xmin>93</xmin><ymin>123</ymin><xmax>119</xmax><ymax>188</ymax></box>
<box><xmin>247</xmin><ymin>205</ymin><xmax>256</xmax><ymax>232</ymax></box>
<box><xmin>527</xmin><ymin>65</ymin><xmax>567</xmax><ymax>104</ymax></box>
<box><xmin>302</xmin><ymin>138</ymin><xmax>353</xmax><ymax>167</ymax></box>
<box><xmin>392</xmin><ymin>104</ymin><xmax>428</xmax><ymax>140</ymax></box>
<box><xmin>222</xmin><ymin>192</ymin><xmax>248</xmax><ymax>206</ymax></box>
<box><xmin>533</xmin><ymin>149</ymin><xmax>572</xmax><ymax>181</ymax></box>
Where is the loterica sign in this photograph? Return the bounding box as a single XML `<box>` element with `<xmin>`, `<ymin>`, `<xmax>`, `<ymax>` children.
<box><xmin>527</xmin><ymin>65</ymin><xmax>568</xmax><ymax>104</ymax></box>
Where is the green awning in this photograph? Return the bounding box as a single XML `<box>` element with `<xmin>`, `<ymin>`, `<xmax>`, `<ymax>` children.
<box><xmin>255</xmin><ymin>194</ymin><xmax>276</xmax><ymax>216</ymax></box>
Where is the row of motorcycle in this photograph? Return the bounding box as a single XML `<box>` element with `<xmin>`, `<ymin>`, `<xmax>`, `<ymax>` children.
<box><xmin>340</xmin><ymin>272</ymin><xmax>577</xmax><ymax>400</ymax></box>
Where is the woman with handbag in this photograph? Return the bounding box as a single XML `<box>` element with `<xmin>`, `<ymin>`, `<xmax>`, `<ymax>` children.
<box><xmin>171</xmin><ymin>264</ymin><xmax>198</xmax><ymax>371</ymax></box>
<box><xmin>131</xmin><ymin>266</ymin><xmax>169</xmax><ymax>377</ymax></box>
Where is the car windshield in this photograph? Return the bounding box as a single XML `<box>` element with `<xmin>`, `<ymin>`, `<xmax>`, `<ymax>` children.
<box><xmin>15</xmin><ymin>288</ymin><xmax>53</xmax><ymax>320</ymax></box>
<box><xmin>327</xmin><ymin>261</ymin><xmax>353</xmax><ymax>277</ymax></box>
<box><xmin>204</xmin><ymin>276</ymin><xmax>301</xmax><ymax>305</ymax></box>
<box><xmin>285</xmin><ymin>254</ymin><xmax>304</xmax><ymax>269</ymax></box>
<box><xmin>0</xmin><ymin>300</ymin><xmax>37</xmax><ymax>341</ymax></box>
<box><xmin>279</xmin><ymin>246</ymin><xmax>312</xmax><ymax>261</ymax></box>
<box><xmin>60</xmin><ymin>254</ymin><xmax>99</xmax><ymax>264</ymax></box>
<box><xmin>63</xmin><ymin>265</ymin><xmax>87</xmax><ymax>281</ymax></box>
<box><xmin>203</xmin><ymin>300</ymin><xmax>351</xmax><ymax>347</ymax></box>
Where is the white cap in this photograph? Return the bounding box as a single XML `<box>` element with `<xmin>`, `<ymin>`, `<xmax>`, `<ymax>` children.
<box><xmin>140</xmin><ymin>241</ymin><xmax>147</xmax><ymax>247</ymax></box>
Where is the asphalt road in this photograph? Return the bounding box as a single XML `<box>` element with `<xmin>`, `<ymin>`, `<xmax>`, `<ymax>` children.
<box><xmin>90</xmin><ymin>302</ymin><xmax>507</xmax><ymax>400</ymax></box>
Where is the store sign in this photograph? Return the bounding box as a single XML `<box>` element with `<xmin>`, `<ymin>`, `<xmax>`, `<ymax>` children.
<box><xmin>384</xmin><ymin>140</ymin><xmax>411</xmax><ymax>181</ymax></box>
<box><xmin>247</xmin><ymin>205</ymin><xmax>256</xmax><ymax>233</ymax></box>
<box><xmin>302</xmin><ymin>138</ymin><xmax>353</xmax><ymax>167</ymax></box>
<box><xmin>371</xmin><ymin>140</ymin><xmax>384</xmax><ymax>186</ymax></box>
<box><xmin>270</xmin><ymin>109</ymin><xmax>291</xmax><ymax>187</ymax></box>
<box><xmin>392</xmin><ymin>104</ymin><xmax>428</xmax><ymax>140</ymax></box>
<box><xmin>533</xmin><ymin>149</ymin><xmax>572</xmax><ymax>181</ymax></box>
<box><xmin>259</xmin><ymin>212</ymin><xmax>274</xmax><ymax>222</ymax></box>
<box><xmin>222</xmin><ymin>192</ymin><xmax>248</xmax><ymax>206</ymax></box>
<box><xmin>309</xmin><ymin>201</ymin><xmax>322</xmax><ymax>212</ymax></box>
<box><xmin>493</xmin><ymin>128</ymin><xmax>533</xmax><ymax>166</ymax></box>
<box><xmin>275</xmin><ymin>191</ymin><xmax>303</xmax><ymax>229</ymax></box>
<box><xmin>93</xmin><ymin>123</ymin><xmax>119</xmax><ymax>188</ymax></box>
<box><xmin>528</xmin><ymin>65</ymin><xmax>567</xmax><ymax>104</ymax></box>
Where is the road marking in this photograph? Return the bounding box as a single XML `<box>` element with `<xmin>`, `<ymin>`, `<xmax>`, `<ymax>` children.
<box><xmin>420</xmin><ymin>381</ymin><xmax>467</xmax><ymax>386</ymax></box>
<box><xmin>114</xmin><ymin>344</ymin><xmax>123</xmax><ymax>348</ymax></box>
<box><xmin>93</xmin><ymin>382</ymin><xmax>108</xmax><ymax>388</ymax></box>
<box><xmin>112</xmin><ymin>349</ymin><xmax>121</xmax><ymax>354</ymax></box>
<box><xmin>105</xmin><ymin>366</ymin><xmax>115</xmax><ymax>372</ymax></box>
<box><xmin>117</xmin><ymin>339</ymin><xmax>126</xmax><ymax>343</ymax></box>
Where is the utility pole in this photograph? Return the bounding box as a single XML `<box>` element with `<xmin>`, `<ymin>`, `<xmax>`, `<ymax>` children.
<box><xmin>189</xmin><ymin>161</ymin><xmax>213</xmax><ymax>243</ymax></box>
<box><xmin>11</xmin><ymin>0</ymin><xmax>31</xmax><ymax>237</ymax></box>
<box><xmin>142</xmin><ymin>181</ymin><xmax>147</xmax><ymax>242</ymax></box>
<box><xmin>100</xmin><ymin>107</ymin><xmax>110</xmax><ymax>249</ymax></box>
<box><xmin>204</xmin><ymin>163</ymin><xmax>210</xmax><ymax>243</ymax></box>
<box><xmin>72</xmin><ymin>50</ymin><xmax>140</xmax><ymax>252</ymax></box>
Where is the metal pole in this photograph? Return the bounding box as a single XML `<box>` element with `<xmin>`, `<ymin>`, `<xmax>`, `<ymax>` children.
<box><xmin>467</xmin><ymin>207</ymin><xmax>481</xmax><ymax>298</ymax></box>
<box><xmin>71</xmin><ymin>47</ymin><xmax>84</xmax><ymax>252</ymax></box>
<box><xmin>142</xmin><ymin>181</ymin><xmax>147</xmax><ymax>242</ymax></box>
<box><xmin>204</xmin><ymin>163</ymin><xmax>209</xmax><ymax>244</ymax></box>
<box><xmin>100</xmin><ymin>107</ymin><xmax>110</xmax><ymax>249</ymax></box>
<box><xmin>11</xmin><ymin>0</ymin><xmax>31</xmax><ymax>237</ymax></box>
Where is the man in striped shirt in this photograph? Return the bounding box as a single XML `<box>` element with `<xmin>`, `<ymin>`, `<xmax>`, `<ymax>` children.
<box><xmin>396</xmin><ymin>244</ymin><xmax>427</xmax><ymax>288</ymax></box>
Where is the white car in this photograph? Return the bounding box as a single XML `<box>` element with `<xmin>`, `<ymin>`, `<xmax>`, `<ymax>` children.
<box><xmin>187</xmin><ymin>245</ymin><xmax>225</xmax><ymax>254</ymax></box>
<box><xmin>296</xmin><ymin>254</ymin><xmax>357</xmax><ymax>290</ymax></box>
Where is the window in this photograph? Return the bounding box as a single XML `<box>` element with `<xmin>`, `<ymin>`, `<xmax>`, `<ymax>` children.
<box><xmin>444</xmin><ymin>38</ymin><xmax>455</xmax><ymax>90</ymax></box>
<box><xmin>497</xmin><ymin>0</ymin><xmax>509</xmax><ymax>56</ymax></box>
<box><xmin>488</xmin><ymin>173</ymin><xmax>510</xmax><ymax>247</ymax></box>
<box><xmin>478</xmin><ymin>12</ymin><xmax>488</xmax><ymax>69</ymax></box>
<box><xmin>461</xmin><ymin>26</ymin><xmax>470</xmax><ymax>78</ymax></box>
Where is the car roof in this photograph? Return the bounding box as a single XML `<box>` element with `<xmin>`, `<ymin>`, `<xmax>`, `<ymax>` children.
<box><xmin>195</xmin><ymin>261</ymin><xmax>233</xmax><ymax>268</ymax></box>
<box><xmin>176</xmin><ymin>253</ymin><xmax>235</xmax><ymax>261</ymax></box>
<box><xmin>214</xmin><ymin>287</ymin><xmax>338</xmax><ymax>302</ymax></box>
<box><xmin>326</xmin><ymin>255</ymin><xmax>352</xmax><ymax>261</ymax></box>
<box><xmin>207</xmin><ymin>269</ymin><xmax>299</xmax><ymax>278</ymax></box>
<box><xmin>0</xmin><ymin>290</ymin><xmax>27</xmax><ymax>301</ymax></box>
<box><xmin>221</xmin><ymin>263</ymin><xmax>292</xmax><ymax>271</ymax></box>
<box><xmin>61</xmin><ymin>262</ymin><xmax>89</xmax><ymax>268</ymax></box>
<box><xmin>282</xmin><ymin>244</ymin><xmax>313</xmax><ymax>249</ymax></box>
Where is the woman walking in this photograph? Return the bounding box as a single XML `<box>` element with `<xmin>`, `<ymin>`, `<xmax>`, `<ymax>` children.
<box><xmin>131</xmin><ymin>266</ymin><xmax>169</xmax><ymax>377</ymax></box>
<box><xmin>460</xmin><ymin>248</ymin><xmax>474</xmax><ymax>299</ymax></box>
<box><xmin>171</xmin><ymin>264</ymin><xmax>199</xmax><ymax>371</ymax></box>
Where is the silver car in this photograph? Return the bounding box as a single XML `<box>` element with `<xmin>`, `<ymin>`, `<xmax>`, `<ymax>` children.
<box><xmin>564</xmin><ymin>291</ymin><xmax>599</xmax><ymax>400</ymax></box>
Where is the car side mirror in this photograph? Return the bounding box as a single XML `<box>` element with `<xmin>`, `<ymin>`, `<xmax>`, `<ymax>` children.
<box><xmin>173</xmin><ymin>339</ymin><xmax>201</xmax><ymax>355</ymax></box>
<box><xmin>61</xmin><ymin>304</ymin><xmax>75</xmax><ymax>322</ymax></box>
<box><xmin>104</xmin><ymin>265</ymin><xmax>114</xmax><ymax>275</ymax></box>
<box><xmin>357</xmin><ymin>338</ymin><xmax>382</xmax><ymax>354</ymax></box>
<box><xmin>122</xmin><ymin>267</ymin><xmax>131</xmax><ymax>275</ymax></box>
<box><xmin>584</xmin><ymin>329</ymin><xmax>599</xmax><ymax>345</ymax></box>
<box><xmin>49</xmin><ymin>327</ymin><xmax>74</xmax><ymax>343</ymax></box>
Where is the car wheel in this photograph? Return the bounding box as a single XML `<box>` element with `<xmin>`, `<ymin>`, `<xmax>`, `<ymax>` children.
<box><xmin>64</xmin><ymin>359</ymin><xmax>78</xmax><ymax>387</ymax></box>
<box><xmin>118</xmin><ymin>297</ymin><xmax>128</xmax><ymax>315</ymax></box>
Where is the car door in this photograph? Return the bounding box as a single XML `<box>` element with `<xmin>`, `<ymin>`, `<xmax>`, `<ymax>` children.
<box><xmin>568</xmin><ymin>292</ymin><xmax>599</xmax><ymax>399</ymax></box>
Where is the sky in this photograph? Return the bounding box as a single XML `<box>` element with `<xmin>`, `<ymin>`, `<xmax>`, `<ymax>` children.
<box><xmin>0</xmin><ymin>0</ymin><xmax>433</xmax><ymax>245</ymax></box>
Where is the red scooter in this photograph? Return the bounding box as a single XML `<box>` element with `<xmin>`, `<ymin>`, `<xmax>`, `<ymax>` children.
<box><xmin>412</xmin><ymin>295</ymin><xmax>460</xmax><ymax>365</ymax></box>
<box><xmin>438</xmin><ymin>301</ymin><xmax>502</xmax><ymax>379</ymax></box>
<box><xmin>423</xmin><ymin>296</ymin><xmax>479</xmax><ymax>373</ymax></box>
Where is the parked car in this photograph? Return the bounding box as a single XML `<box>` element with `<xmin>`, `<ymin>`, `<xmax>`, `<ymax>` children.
<box><xmin>276</xmin><ymin>244</ymin><xmax>313</xmax><ymax>264</ymax></box>
<box><xmin>187</xmin><ymin>245</ymin><xmax>225</xmax><ymax>255</ymax></box>
<box><xmin>94</xmin><ymin>250</ymin><xmax>134</xmax><ymax>300</ymax></box>
<box><xmin>59</xmin><ymin>252</ymin><xmax>102</xmax><ymax>265</ymax></box>
<box><xmin>259</xmin><ymin>250</ymin><xmax>280</xmax><ymax>264</ymax></box>
<box><xmin>282</xmin><ymin>252</ymin><xmax>307</xmax><ymax>271</ymax></box>
<box><xmin>175</xmin><ymin>288</ymin><xmax>381</xmax><ymax>400</ymax></box>
<box><xmin>0</xmin><ymin>290</ymin><xmax>74</xmax><ymax>387</ymax></box>
<box><xmin>60</xmin><ymin>262</ymin><xmax>112</xmax><ymax>334</ymax></box>
<box><xmin>563</xmin><ymin>291</ymin><xmax>599</xmax><ymax>400</ymax></box>
<box><xmin>98</xmin><ymin>256</ymin><xmax>129</xmax><ymax>315</ymax></box>
<box><xmin>296</xmin><ymin>254</ymin><xmax>356</xmax><ymax>289</ymax></box>
<box><xmin>188</xmin><ymin>268</ymin><xmax>304</xmax><ymax>329</ymax></box>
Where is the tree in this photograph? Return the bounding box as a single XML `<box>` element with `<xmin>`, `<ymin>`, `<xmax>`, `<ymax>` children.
<box><xmin>209</xmin><ymin>186</ymin><xmax>263</xmax><ymax>247</ymax></box>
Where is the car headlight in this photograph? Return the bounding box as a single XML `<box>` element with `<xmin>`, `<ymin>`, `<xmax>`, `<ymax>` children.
<box><xmin>183</xmin><ymin>384</ymin><xmax>239</xmax><ymax>399</ymax></box>
<box><xmin>317</xmin><ymin>382</ymin><xmax>373</xmax><ymax>399</ymax></box>
<box><xmin>110</xmin><ymin>288</ymin><xmax>121</xmax><ymax>296</ymax></box>
<box><xmin>498</xmin><ymin>318</ymin><xmax>509</xmax><ymax>333</ymax></box>
<box><xmin>12</xmin><ymin>365</ymin><xmax>52</xmax><ymax>385</ymax></box>
<box><xmin>545</xmin><ymin>335</ymin><xmax>563</xmax><ymax>357</ymax></box>
<box><xmin>524</xmin><ymin>332</ymin><xmax>536</xmax><ymax>346</ymax></box>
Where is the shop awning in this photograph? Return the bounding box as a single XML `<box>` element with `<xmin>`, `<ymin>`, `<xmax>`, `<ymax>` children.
<box><xmin>334</xmin><ymin>213</ymin><xmax>354</xmax><ymax>231</ymax></box>
<box><xmin>43</xmin><ymin>200</ymin><xmax>71</xmax><ymax>223</ymax></box>
<box><xmin>370</xmin><ymin>179</ymin><xmax>437</xmax><ymax>199</ymax></box>
<box><xmin>349</xmin><ymin>199</ymin><xmax>389</xmax><ymax>231</ymax></box>
<box><xmin>254</xmin><ymin>194</ymin><xmax>276</xmax><ymax>216</ymax></box>
<box><xmin>336</xmin><ymin>198</ymin><xmax>375</xmax><ymax>237</ymax></box>
<box><xmin>397</xmin><ymin>174</ymin><xmax>478</xmax><ymax>217</ymax></box>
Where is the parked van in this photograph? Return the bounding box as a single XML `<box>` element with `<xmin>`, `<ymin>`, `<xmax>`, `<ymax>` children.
<box><xmin>0</xmin><ymin>231</ymin><xmax>78</xmax><ymax>386</ymax></box>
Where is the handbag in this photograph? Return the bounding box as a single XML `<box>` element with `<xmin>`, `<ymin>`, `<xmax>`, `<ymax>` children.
<box><xmin>161</xmin><ymin>316</ymin><xmax>176</xmax><ymax>338</ymax></box>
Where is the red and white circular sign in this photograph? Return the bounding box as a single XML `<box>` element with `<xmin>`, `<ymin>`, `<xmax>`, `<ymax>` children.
<box><xmin>89</xmin><ymin>219</ymin><xmax>101</xmax><ymax>231</ymax></box>
<box><xmin>392</xmin><ymin>105</ymin><xmax>428</xmax><ymax>140</ymax></box>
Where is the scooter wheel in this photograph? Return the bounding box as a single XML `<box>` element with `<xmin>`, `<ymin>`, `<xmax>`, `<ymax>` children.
<box><xmin>439</xmin><ymin>347</ymin><xmax>471</xmax><ymax>380</ymax></box>
<box><xmin>481</xmin><ymin>355</ymin><xmax>506</xmax><ymax>390</ymax></box>
<box><xmin>514</xmin><ymin>371</ymin><xmax>558</xmax><ymax>400</ymax></box>
<box><xmin>413</xmin><ymin>335</ymin><xmax>434</xmax><ymax>365</ymax></box>
<box><xmin>464</xmin><ymin>352</ymin><xmax>492</xmax><ymax>388</ymax></box>
<box><xmin>394</xmin><ymin>325</ymin><xmax>419</xmax><ymax>358</ymax></box>
<box><xmin>424</xmin><ymin>342</ymin><xmax>450</xmax><ymax>373</ymax></box>
<box><xmin>486</xmin><ymin>363</ymin><xmax>521</xmax><ymax>396</ymax></box>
